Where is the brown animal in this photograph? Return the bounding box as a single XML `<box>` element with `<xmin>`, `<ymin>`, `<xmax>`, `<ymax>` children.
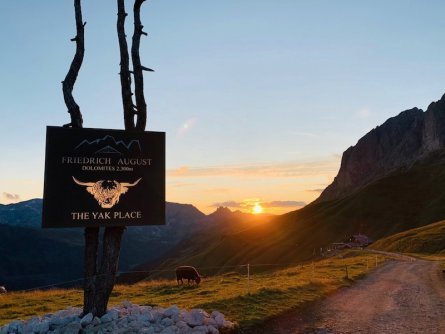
<box><xmin>0</xmin><ymin>286</ymin><xmax>6</xmax><ymax>294</ymax></box>
<box><xmin>176</xmin><ymin>266</ymin><xmax>202</xmax><ymax>285</ymax></box>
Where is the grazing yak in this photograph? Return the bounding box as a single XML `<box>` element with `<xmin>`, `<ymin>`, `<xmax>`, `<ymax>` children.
<box><xmin>0</xmin><ymin>286</ymin><xmax>6</xmax><ymax>294</ymax></box>
<box><xmin>176</xmin><ymin>266</ymin><xmax>202</xmax><ymax>285</ymax></box>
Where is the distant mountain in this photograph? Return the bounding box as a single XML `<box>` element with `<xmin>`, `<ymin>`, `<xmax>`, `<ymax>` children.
<box><xmin>201</xmin><ymin>206</ymin><xmax>271</xmax><ymax>234</ymax></box>
<box><xmin>0</xmin><ymin>200</ymin><xmax>205</xmax><ymax>290</ymax></box>
<box><xmin>0</xmin><ymin>224</ymin><xmax>84</xmax><ymax>291</ymax></box>
<box><xmin>145</xmin><ymin>94</ymin><xmax>445</xmax><ymax>274</ymax></box>
<box><xmin>119</xmin><ymin>202</ymin><xmax>206</xmax><ymax>269</ymax></box>
<box><xmin>370</xmin><ymin>219</ymin><xmax>445</xmax><ymax>254</ymax></box>
<box><xmin>134</xmin><ymin>206</ymin><xmax>272</xmax><ymax>276</ymax></box>
<box><xmin>318</xmin><ymin>94</ymin><xmax>445</xmax><ymax>202</ymax></box>
<box><xmin>0</xmin><ymin>199</ymin><xmax>42</xmax><ymax>228</ymax></box>
<box><xmin>148</xmin><ymin>150</ymin><xmax>445</xmax><ymax>275</ymax></box>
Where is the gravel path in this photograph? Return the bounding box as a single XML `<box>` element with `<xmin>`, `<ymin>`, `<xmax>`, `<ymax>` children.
<box><xmin>263</xmin><ymin>257</ymin><xmax>445</xmax><ymax>334</ymax></box>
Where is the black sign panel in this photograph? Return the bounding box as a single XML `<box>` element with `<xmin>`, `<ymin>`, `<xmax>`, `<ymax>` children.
<box><xmin>42</xmin><ymin>126</ymin><xmax>165</xmax><ymax>228</ymax></box>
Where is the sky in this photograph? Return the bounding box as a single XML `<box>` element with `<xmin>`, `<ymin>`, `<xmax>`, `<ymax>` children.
<box><xmin>1</xmin><ymin>0</ymin><xmax>445</xmax><ymax>214</ymax></box>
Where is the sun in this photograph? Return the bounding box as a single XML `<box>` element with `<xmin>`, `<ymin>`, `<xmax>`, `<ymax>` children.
<box><xmin>252</xmin><ymin>202</ymin><xmax>264</xmax><ymax>214</ymax></box>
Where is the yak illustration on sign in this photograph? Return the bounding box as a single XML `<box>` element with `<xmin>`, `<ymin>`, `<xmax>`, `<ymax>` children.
<box><xmin>72</xmin><ymin>176</ymin><xmax>142</xmax><ymax>209</ymax></box>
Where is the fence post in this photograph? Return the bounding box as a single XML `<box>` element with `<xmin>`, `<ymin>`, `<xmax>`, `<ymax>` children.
<box><xmin>247</xmin><ymin>263</ymin><xmax>250</xmax><ymax>295</ymax></box>
<box><xmin>366</xmin><ymin>258</ymin><xmax>369</xmax><ymax>270</ymax></box>
<box><xmin>344</xmin><ymin>265</ymin><xmax>349</xmax><ymax>279</ymax></box>
<box><xmin>375</xmin><ymin>255</ymin><xmax>378</xmax><ymax>267</ymax></box>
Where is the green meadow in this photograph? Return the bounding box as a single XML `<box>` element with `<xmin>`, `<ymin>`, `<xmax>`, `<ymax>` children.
<box><xmin>0</xmin><ymin>251</ymin><xmax>384</xmax><ymax>331</ymax></box>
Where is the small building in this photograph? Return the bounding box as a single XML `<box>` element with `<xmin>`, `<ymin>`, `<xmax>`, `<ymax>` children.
<box><xmin>348</xmin><ymin>234</ymin><xmax>373</xmax><ymax>247</ymax></box>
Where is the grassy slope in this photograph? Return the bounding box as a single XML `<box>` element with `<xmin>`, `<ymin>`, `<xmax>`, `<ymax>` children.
<box><xmin>370</xmin><ymin>220</ymin><xmax>445</xmax><ymax>254</ymax></box>
<box><xmin>151</xmin><ymin>151</ymin><xmax>445</xmax><ymax>272</ymax></box>
<box><xmin>0</xmin><ymin>251</ymin><xmax>384</xmax><ymax>331</ymax></box>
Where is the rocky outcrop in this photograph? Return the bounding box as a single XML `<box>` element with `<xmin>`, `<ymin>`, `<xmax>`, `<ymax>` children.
<box><xmin>318</xmin><ymin>93</ymin><xmax>445</xmax><ymax>202</ymax></box>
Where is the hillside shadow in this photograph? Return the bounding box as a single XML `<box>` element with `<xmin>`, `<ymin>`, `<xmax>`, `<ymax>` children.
<box><xmin>195</xmin><ymin>282</ymin><xmax>326</xmax><ymax>333</ymax></box>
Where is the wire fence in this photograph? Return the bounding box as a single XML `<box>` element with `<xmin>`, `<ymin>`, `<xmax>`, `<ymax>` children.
<box><xmin>1</xmin><ymin>252</ymin><xmax>395</xmax><ymax>294</ymax></box>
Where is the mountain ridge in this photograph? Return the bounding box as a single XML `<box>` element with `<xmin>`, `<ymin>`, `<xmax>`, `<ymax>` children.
<box><xmin>318</xmin><ymin>93</ymin><xmax>445</xmax><ymax>202</ymax></box>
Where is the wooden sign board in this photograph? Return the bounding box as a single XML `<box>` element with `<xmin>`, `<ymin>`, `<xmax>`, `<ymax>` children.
<box><xmin>42</xmin><ymin>126</ymin><xmax>165</xmax><ymax>228</ymax></box>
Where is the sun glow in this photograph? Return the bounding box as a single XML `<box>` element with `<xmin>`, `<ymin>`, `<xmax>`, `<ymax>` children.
<box><xmin>252</xmin><ymin>202</ymin><xmax>264</xmax><ymax>214</ymax></box>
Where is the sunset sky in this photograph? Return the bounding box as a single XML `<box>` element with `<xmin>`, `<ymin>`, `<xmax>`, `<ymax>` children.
<box><xmin>1</xmin><ymin>1</ymin><xmax>445</xmax><ymax>214</ymax></box>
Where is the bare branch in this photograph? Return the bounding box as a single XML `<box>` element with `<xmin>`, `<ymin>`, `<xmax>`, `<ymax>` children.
<box><xmin>62</xmin><ymin>0</ymin><xmax>85</xmax><ymax>128</ymax></box>
<box><xmin>117</xmin><ymin>0</ymin><xmax>136</xmax><ymax>130</ymax></box>
<box><xmin>132</xmin><ymin>0</ymin><xmax>148</xmax><ymax>131</ymax></box>
<box><xmin>60</xmin><ymin>0</ymin><xmax>101</xmax><ymax>317</ymax></box>
<box><xmin>141</xmin><ymin>66</ymin><xmax>154</xmax><ymax>72</ymax></box>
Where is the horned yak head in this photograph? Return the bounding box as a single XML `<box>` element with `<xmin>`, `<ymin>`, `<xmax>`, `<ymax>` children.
<box><xmin>72</xmin><ymin>177</ymin><xmax>142</xmax><ymax>208</ymax></box>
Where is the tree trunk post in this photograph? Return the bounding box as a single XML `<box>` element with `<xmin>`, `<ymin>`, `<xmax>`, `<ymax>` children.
<box><xmin>83</xmin><ymin>227</ymin><xmax>99</xmax><ymax>315</ymax></box>
<box><xmin>63</xmin><ymin>0</ymin><xmax>150</xmax><ymax>317</ymax></box>
<box><xmin>94</xmin><ymin>226</ymin><xmax>126</xmax><ymax>316</ymax></box>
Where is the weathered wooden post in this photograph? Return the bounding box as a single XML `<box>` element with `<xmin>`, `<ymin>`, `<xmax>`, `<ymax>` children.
<box><xmin>247</xmin><ymin>263</ymin><xmax>250</xmax><ymax>295</ymax></box>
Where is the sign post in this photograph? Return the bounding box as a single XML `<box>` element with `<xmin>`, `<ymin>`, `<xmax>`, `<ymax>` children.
<box><xmin>54</xmin><ymin>0</ymin><xmax>156</xmax><ymax>317</ymax></box>
<box><xmin>42</xmin><ymin>127</ymin><xmax>165</xmax><ymax>228</ymax></box>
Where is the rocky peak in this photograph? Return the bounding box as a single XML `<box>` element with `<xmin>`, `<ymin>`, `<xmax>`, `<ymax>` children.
<box><xmin>317</xmin><ymin>93</ymin><xmax>445</xmax><ymax>202</ymax></box>
<box><xmin>209</xmin><ymin>206</ymin><xmax>233</xmax><ymax>218</ymax></box>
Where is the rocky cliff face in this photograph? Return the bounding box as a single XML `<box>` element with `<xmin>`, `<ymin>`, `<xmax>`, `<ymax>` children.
<box><xmin>318</xmin><ymin>93</ymin><xmax>445</xmax><ymax>202</ymax></box>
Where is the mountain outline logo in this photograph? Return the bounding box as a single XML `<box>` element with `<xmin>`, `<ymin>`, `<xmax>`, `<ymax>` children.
<box><xmin>75</xmin><ymin>135</ymin><xmax>142</xmax><ymax>155</ymax></box>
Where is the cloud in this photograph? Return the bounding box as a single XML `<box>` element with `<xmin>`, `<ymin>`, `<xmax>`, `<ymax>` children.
<box><xmin>211</xmin><ymin>201</ymin><xmax>244</xmax><ymax>208</ymax></box>
<box><xmin>168</xmin><ymin>158</ymin><xmax>340</xmax><ymax>179</ymax></box>
<box><xmin>168</xmin><ymin>182</ymin><xmax>198</xmax><ymax>188</ymax></box>
<box><xmin>262</xmin><ymin>201</ymin><xmax>306</xmax><ymax>208</ymax></box>
<box><xmin>168</xmin><ymin>166</ymin><xmax>191</xmax><ymax>177</ymax></box>
<box><xmin>211</xmin><ymin>199</ymin><xmax>306</xmax><ymax>209</ymax></box>
<box><xmin>306</xmin><ymin>188</ymin><xmax>325</xmax><ymax>193</ymax></box>
<box><xmin>203</xmin><ymin>188</ymin><xmax>232</xmax><ymax>194</ymax></box>
<box><xmin>3</xmin><ymin>192</ymin><xmax>20</xmax><ymax>201</ymax></box>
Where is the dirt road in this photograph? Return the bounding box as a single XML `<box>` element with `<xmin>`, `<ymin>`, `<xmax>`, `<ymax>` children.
<box><xmin>265</xmin><ymin>258</ymin><xmax>445</xmax><ymax>334</ymax></box>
